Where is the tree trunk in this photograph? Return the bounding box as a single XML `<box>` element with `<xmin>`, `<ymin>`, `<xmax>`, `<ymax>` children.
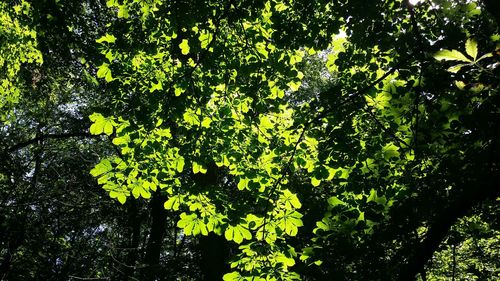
<box><xmin>121</xmin><ymin>200</ymin><xmax>142</xmax><ymax>278</ymax></box>
<box><xmin>142</xmin><ymin>192</ymin><xmax>168</xmax><ymax>280</ymax></box>
<box><xmin>198</xmin><ymin>234</ymin><xmax>230</xmax><ymax>281</ymax></box>
<box><xmin>396</xmin><ymin>174</ymin><xmax>500</xmax><ymax>281</ymax></box>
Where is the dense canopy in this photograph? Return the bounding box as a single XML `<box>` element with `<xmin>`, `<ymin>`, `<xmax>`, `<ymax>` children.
<box><xmin>1</xmin><ymin>0</ymin><xmax>499</xmax><ymax>280</ymax></box>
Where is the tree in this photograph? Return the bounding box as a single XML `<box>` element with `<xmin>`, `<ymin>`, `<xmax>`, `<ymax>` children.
<box><xmin>1</xmin><ymin>1</ymin><xmax>207</xmax><ymax>279</ymax></box>
<box><xmin>1</xmin><ymin>0</ymin><xmax>498</xmax><ymax>280</ymax></box>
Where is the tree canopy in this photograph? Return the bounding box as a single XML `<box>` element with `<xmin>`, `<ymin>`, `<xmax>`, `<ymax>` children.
<box><xmin>1</xmin><ymin>0</ymin><xmax>499</xmax><ymax>280</ymax></box>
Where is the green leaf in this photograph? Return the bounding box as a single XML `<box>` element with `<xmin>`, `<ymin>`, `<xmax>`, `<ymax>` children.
<box><xmin>103</xmin><ymin>121</ymin><xmax>113</xmax><ymax>136</ymax></box>
<box><xmin>288</xmin><ymin>80</ymin><xmax>301</xmax><ymax>92</ymax></box>
<box><xmin>434</xmin><ymin>49</ymin><xmax>471</xmax><ymax>62</ymax></box>
<box><xmin>275</xmin><ymin>2</ymin><xmax>288</xmax><ymax>12</ymax></box>
<box><xmin>183</xmin><ymin>110</ymin><xmax>200</xmax><ymax>125</ymax></box>
<box><xmin>106</xmin><ymin>0</ymin><xmax>117</xmax><ymax>7</ymax></box>
<box><xmin>465</xmin><ymin>38</ymin><xmax>478</xmax><ymax>60</ymax></box>
<box><xmin>367</xmin><ymin>189</ymin><xmax>387</xmax><ymax>205</ymax></box>
<box><xmin>327</xmin><ymin>196</ymin><xmax>345</xmax><ymax>207</ymax></box>
<box><xmin>281</xmin><ymin>189</ymin><xmax>302</xmax><ymax>209</ymax></box>
<box><xmin>224</xmin><ymin>225</ymin><xmax>252</xmax><ymax>244</ymax></box>
<box><xmin>455</xmin><ymin>80</ymin><xmax>466</xmax><ymax>90</ymax></box>
<box><xmin>255</xmin><ymin>42</ymin><xmax>268</xmax><ymax>58</ymax></box>
<box><xmin>357</xmin><ymin>211</ymin><xmax>365</xmax><ymax>222</ymax></box>
<box><xmin>89</xmin><ymin>121</ymin><xmax>104</xmax><ymax>135</ymax></box>
<box><xmin>132</xmin><ymin>186</ymin><xmax>141</xmax><ymax>199</ymax></box>
<box><xmin>237</xmin><ymin>178</ymin><xmax>249</xmax><ymax>190</ymax></box>
<box><xmin>105</xmin><ymin>51</ymin><xmax>114</xmax><ymax>62</ymax></box>
<box><xmin>117</xmin><ymin>194</ymin><xmax>127</xmax><ymax>204</ymax></box>
<box><xmin>117</xmin><ymin>5</ymin><xmax>129</xmax><ymax>18</ymax></box>
<box><xmin>149</xmin><ymin>81</ymin><xmax>163</xmax><ymax>93</ymax></box>
<box><xmin>201</xmin><ymin>117</ymin><xmax>212</xmax><ymax>128</ymax></box>
<box><xmin>90</xmin><ymin>159</ymin><xmax>113</xmax><ymax>177</ymax></box>
<box><xmin>477</xmin><ymin>52</ymin><xmax>493</xmax><ymax>62</ymax></box>
<box><xmin>382</xmin><ymin>143</ymin><xmax>400</xmax><ymax>160</ymax></box>
<box><xmin>140</xmin><ymin>188</ymin><xmax>151</xmax><ymax>199</ymax></box>
<box><xmin>256</xmin><ymin>223</ymin><xmax>277</xmax><ymax>243</ymax></box>
<box><xmin>97</xmin><ymin>63</ymin><xmax>113</xmax><ymax>82</ymax></box>
<box><xmin>311</xmin><ymin>177</ymin><xmax>321</xmax><ymax>187</ymax></box>
<box><xmin>199</xmin><ymin>31</ymin><xmax>213</xmax><ymax>49</ymax></box>
<box><xmin>164</xmin><ymin>195</ymin><xmax>184</xmax><ymax>210</ymax></box>
<box><xmin>447</xmin><ymin>64</ymin><xmax>466</xmax><ymax>73</ymax></box>
<box><xmin>175</xmin><ymin>157</ymin><xmax>185</xmax><ymax>173</ymax></box>
<box><xmin>223</xmin><ymin>272</ymin><xmax>244</xmax><ymax>281</ymax></box>
<box><xmin>276</xmin><ymin>253</ymin><xmax>295</xmax><ymax>267</ymax></box>
<box><xmin>174</xmin><ymin>85</ymin><xmax>185</xmax><ymax>96</ymax></box>
<box><xmin>259</xmin><ymin>115</ymin><xmax>273</xmax><ymax>130</ymax></box>
<box><xmin>278</xmin><ymin>210</ymin><xmax>303</xmax><ymax>236</ymax></box>
<box><xmin>192</xmin><ymin>161</ymin><xmax>207</xmax><ymax>174</ymax></box>
<box><xmin>179</xmin><ymin>39</ymin><xmax>190</xmax><ymax>55</ymax></box>
<box><xmin>112</xmin><ymin>136</ymin><xmax>129</xmax><ymax>145</ymax></box>
<box><xmin>177</xmin><ymin>213</ymin><xmax>200</xmax><ymax>236</ymax></box>
<box><xmin>96</xmin><ymin>34</ymin><xmax>116</xmax><ymax>44</ymax></box>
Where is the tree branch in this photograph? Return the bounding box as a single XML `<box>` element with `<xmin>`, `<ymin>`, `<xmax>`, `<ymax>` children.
<box><xmin>396</xmin><ymin>173</ymin><xmax>500</xmax><ymax>281</ymax></box>
<box><xmin>6</xmin><ymin>132</ymin><xmax>96</xmax><ymax>153</ymax></box>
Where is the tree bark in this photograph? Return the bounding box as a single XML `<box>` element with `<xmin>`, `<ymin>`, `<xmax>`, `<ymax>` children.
<box><xmin>198</xmin><ymin>234</ymin><xmax>230</xmax><ymax>281</ymax></box>
<box><xmin>121</xmin><ymin>200</ymin><xmax>142</xmax><ymax>278</ymax></box>
<box><xmin>396</xmin><ymin>174</ymin><xmax>500</xmax><ymax>281</ymax></box>
<box><xmin>142</xmin><ymin>192</ymin><xmax>168</xmax><ymax>280</ymax></box>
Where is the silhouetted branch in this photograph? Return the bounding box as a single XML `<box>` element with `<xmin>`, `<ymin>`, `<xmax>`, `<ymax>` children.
<box><xmin>6</xmin><ymin>132</ymin><xmax>96</xmax><ymax>153</ymax></box>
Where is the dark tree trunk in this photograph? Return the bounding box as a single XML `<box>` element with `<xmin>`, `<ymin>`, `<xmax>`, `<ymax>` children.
<box><xmin>142</xmin><ymin>192</ymin><xmax>168</xmax><ymax>280</ymax></box>
<box><xmin>0</xmin><ymin>223</ymin><xmax>25</xmax><ymax>280</ymax></box>
<box><xmin>396</xmin><ymin>174</ymin><xmax>500</xmax><ymax>281</ymax></box>
<box><xmin>121</xmin><ymin>199</ymin><xmax>142</xmax><ymax>278</ymax></box>
<box><xmin>198</xmin><ymin>234</ymin><xmax>230</xmax><ymax>281</ymax></box>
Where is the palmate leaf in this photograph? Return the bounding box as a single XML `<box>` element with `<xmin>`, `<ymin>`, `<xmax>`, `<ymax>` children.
<box><xmin>131</xmin><ymin>184</ymin><xmax>151</xmax><ymax>199</ymax></box>
<box><xmin>280</xmin><ymin>189</ymin><xmax>302</xmax><ymax>209</ymax></box>
<box><xmin>90</xmin><ymin>159</ymin><xmax>113</xmax><ymax>177</ymax></box>
<box><xmin>225</xmin><ymin>224</ymin><xmax>252</xmax><ymax>244</ymax></box>
<box><xmin>366</xmin><ymin>91</ymin><xmax>392</xmax><ymax>110</ymax></box>
<box><xmin>164</xmin><ymin>194</ymin><xmax>184</xmax><ymax>210</ymax></box>
<box><xmin>109</xmin><ymin>189</ymin><xmax>128</xmax><ymax>204</ymax></box>
<box><xmin>278</xmin><ymin>210</ymin><xmax>303</xmax><ymax>236</ymax></box>
<box><xmin>173</xmin><ymin>156</ymin><xmax>185</xmax><ymax>173</ymax></box>
<box><xmin>275</xmin><ymin>252</ymin><xmax>295</xmax><ymax>267</ymax></box>
<box><xmin>89</xmin><ymin>113</ymin><xmax>114</xmax><ymax>135</ymax></box>
<box><xmin>177</xmin><ymin>213</ymin><xmax>208</xmax><ymax>236</ymax></box>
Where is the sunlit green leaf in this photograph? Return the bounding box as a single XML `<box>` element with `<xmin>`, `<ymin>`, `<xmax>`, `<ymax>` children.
<box><xmin>179</xmin><ymin>39</ymin><xmax>190</xmax><ymax>55</ymax></box>
<box><xmin>465</xmin><ymin>38</ymin><xmax>478</xmax><ymax>60</ymax></box>
<box><xmin>192</xmin><ymin>161</ymin><xmax>207</xmax><ymax>174</ymax></box>
<box><xmin>434</xmin><ymin>49</ymin><xmax>471</xmax><ymax>62</ymax></box>
<box><xmin>96</xmin><ymin>34</ymin><xmax>116</xmax><ymax>44</ymax></box>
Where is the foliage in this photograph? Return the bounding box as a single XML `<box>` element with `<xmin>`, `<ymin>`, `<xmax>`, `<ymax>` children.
<box><xmin>420</xmin><ymin>209</ymin><xmax>500</xmax><ymax>281</ymax></box>
<box><xmin>0</xmin><ymin>0</ymin><xmax>42</xmax><ymax>122</ymax></box>
<box><xmin>1</xmin><ymin>0</ymin><xmax>499</xmax><ymax>280</ymax></box>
